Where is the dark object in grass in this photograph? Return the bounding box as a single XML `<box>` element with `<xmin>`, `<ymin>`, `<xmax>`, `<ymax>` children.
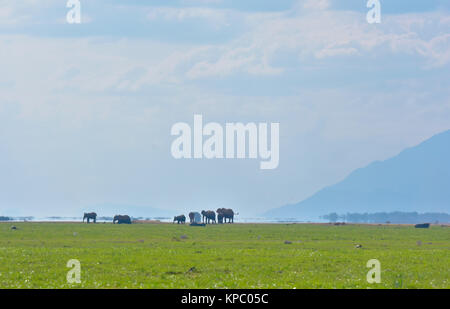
<box><xmin>165</xmin><ymin>271</ymin><xmax>183</xmax><ymax>275</ymax></box>
<box><xmin>415</xmin><ymin>223</ymin><xmax>430</xmax><ymax>228</ymax></box>
<box><xmin>284</xmin><ymin>240</ymin><xmax>292</xmax><ymax>244</ymax></box>
<box><xmin>187</xmin><ymin>267</ymin><xmax>197</xmax><ymax>273</ymax></box>
<box><xmin>190</xmin><ymin>222</ymin><xmax>206</xmax><ymax>227</ymax></box>
<box><xmin>355</xmin><ymin>244</ymin><xmax>362</xmax><ymax>248</ymax></box>
<box><xmin>11</xmin><ymin>226</ymin><xmax>17</xmax><ymax>230</ymax></box>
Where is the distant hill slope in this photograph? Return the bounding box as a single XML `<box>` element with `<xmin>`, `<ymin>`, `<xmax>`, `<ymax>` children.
<box><xmin>265</xmin><ymin>130</ymin><xmax>450</xmax><ymax>220</ymax></box>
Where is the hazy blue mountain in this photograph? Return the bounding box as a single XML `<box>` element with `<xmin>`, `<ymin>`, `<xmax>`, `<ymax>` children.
<box><xmin>265</xmin><ymin>130</ymin><xmax>450</xmax><ymax>221</ymax></box>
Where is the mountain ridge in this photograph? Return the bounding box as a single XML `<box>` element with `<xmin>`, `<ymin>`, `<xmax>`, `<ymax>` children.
<box><xmin>264</xmin><ymin>130</ymin><xmax>450</xmax><ymax>220</ymax></box>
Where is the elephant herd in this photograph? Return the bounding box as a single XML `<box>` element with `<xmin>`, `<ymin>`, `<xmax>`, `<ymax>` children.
<box><xmin>83</xmin><ymin>212</ymin><xmax>131</xmax><ymax>224</ymax></box>
<box><xmin>83</xmin><ymin>208</ymin><xmax>236</xmax><ymax>225</ymax></box>
<box><xmin>174</xmin><ymin>208</ymin><xmax>235</xmax><ymax>224</ymax></box>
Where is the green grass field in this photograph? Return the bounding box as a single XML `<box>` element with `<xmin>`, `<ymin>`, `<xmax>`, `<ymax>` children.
<box><xmin>0</xmin><ymin>222</ymin><xmax>448</xmax><ymax>288</ymax></box>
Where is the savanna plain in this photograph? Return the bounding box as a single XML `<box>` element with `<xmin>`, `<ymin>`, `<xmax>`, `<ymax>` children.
<box><xmin>0</xmin><ymin>222</ymin><xmax>448</xmax><ymax>288</ymax></box>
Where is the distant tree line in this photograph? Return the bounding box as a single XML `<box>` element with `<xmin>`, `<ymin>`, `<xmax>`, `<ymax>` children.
<box><xmin>0</xmin><ymin>216</ymin><xmax>33</xmax><ymax>221</ymax></box>
<box><xmin>321</xmin><ymin>212</ymin><xmax>450</xmax><ymax>224</ymax></box>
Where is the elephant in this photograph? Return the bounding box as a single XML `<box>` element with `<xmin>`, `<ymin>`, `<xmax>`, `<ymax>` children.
<box><xmin>173</xmin><ymin>215</ymin><xmax>186</xmax><ymax>224</ymax></box>
<box><xmin>216</xmin><ymin>208</ymin><xmax>235</xmax><ymax>223</ymax></box>
<box><xmin>188</xmin><ymin>212</ymin><xmax>195</xmax><ymax>224</ymax></box>
<box><xmin>217</xmin><ymin>213</ymin><xmax>224</xmax><ymax>224</ymax></box>
<box><xmin>83</xmin><ymin>212</ymin><xmax>97</xmax><ymax>223</ymax></box>
<box><xmin>201</xmin><ymin>210</ymin><xmax>216</xmax><ymax>224</ymax></box>
<box><xmin>113</xmin><ymin>215</ymin><xmax>132</xmax><ymax>224</ymax></box>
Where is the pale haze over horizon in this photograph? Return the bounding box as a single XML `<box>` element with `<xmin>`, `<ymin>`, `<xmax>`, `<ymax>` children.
<box><xmin>1</xmin><ymin>0</ymin><xmax>449</xmax><ymax>218</ymax></box>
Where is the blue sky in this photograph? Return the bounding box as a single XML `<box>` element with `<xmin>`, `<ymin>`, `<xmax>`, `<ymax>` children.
<box><xmin>0</xmin><ymin>0</ymin><xmax>449</xmax><ymax>217</ymax></box>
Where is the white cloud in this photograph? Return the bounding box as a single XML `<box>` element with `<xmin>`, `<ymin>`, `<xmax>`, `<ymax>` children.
<box><xmin>147</xmin><ymin>7</ymin><xmax>230</xmax><ymax>24</ymax></box>
<box><xmin>303</xmin><ymin>0</ymin><xmax>330</xmax><ymax>11</ymax></box>
<box><xmin>181</xmin><ymin>9</ymin><xmax>450</xmax><ymax>79</ymax></box>
<box><xmin>315</xmin><ymin>47</ymin><xmax>358</xmax><ymax>59</ymax></box>
<box><xmin>3</xmin><ymin>1</ymin><xmax>449</xmax><ymax>83</ymax></box>
<box><xmin>0</xmin><ymin>4</ymin><xmax>29</xmax><ymax>25</ymax></box>
<box><xmin>3</xmin><ymin>5</ymin><xmax>447</xmax><ymax>93</ymax></box>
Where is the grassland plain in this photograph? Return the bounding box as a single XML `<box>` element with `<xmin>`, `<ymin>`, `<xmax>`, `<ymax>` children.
<box><xmin>0</xmin><ymin>222</ymin><xmax>448</xmax><ymax>289</ymax></box>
